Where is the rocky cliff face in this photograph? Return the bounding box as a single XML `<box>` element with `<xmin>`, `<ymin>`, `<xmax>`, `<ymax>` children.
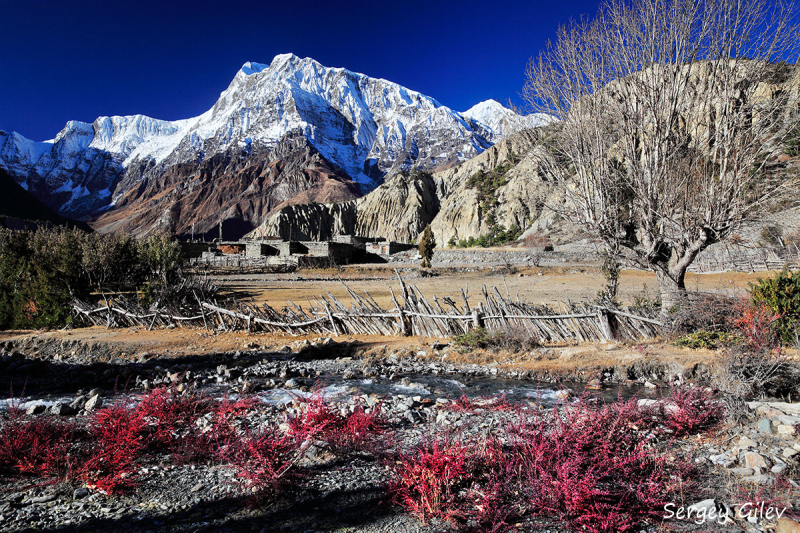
<box><xmin>0</xmin><ymin>54</ymin><xmax>540</xmax><ymax>236</ymax></box>
<box><xmin>250</xmin><ymin>129</ymin><xmax>557</xmax><ymax>244</ymax></box>
<box><xmin>92</xmin><ymin>134</ymin><xmax>358</xmax><ymax>239</ymax></box>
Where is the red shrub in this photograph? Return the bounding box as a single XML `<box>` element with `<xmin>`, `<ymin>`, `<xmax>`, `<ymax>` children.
<box><xmin>208</xmin><ymin>396</ymin><xmax>259</xmax><ymax>442</ymax></box>
<box><xmin>287</xmin><ymin>390</ymin><xmax>385</xmax><ymax>455</ymax></box>
<box><xmin>446</xmin><ymin>394</ymin><xmax>516</xmax><ymax>413</ymax></box>
<box><xmin>510</xmin><ymin>399</ymin><xmax>693</xmax><ymax>533</ymax></box>
<box><xmin>390</xmin><ymin>436</ymin><xmax>471</xmax><ymax>523</ymax></box>
<box><xmin>135</xmin><ymin>387</ymin><xmax>213</xmax><ymax>452</ymax></box>
<box><xmin>178</xmin><ymin>395</ymin><xmax>261</xmax><ymax>464</ymax></box>
<box><xmin>223</xmin><ymin>427</ymin><xmax>302</xmax><ymax>495</ymax></box>
<box><xmin>329</xmin><ymin>399</ymin><xmax>386</xmax><ymax>454</ymax></box>
<box><xmin>392</xmin><ymin>397</ymin><xmax>697</xmax><ymax>533</ymax></box>
<box><xmin>730</xmin><ymin>298</ymin><xmax>783</xmax><ymax>352</ymax></box>
<box><xmin>0</xmin><ymin>412</ymin><xmax>81</xmax><ymax>479</ymax></box>
<box><xmin>287</xmin><ymin>390</ymin><xmax>340</xmax><ymax>442</ymax></box>
<box><xmin>390</xmin><ymin>435</ymin><xmax>519</xmax><ymax>530</ymax></box>
<box><xmin>661</xmin><ymin>387</ymin><xmax>725</xmax><ymax>437</ymax></box>
<box><xmin>80</xmin><ymin>405</ymin><xmax>146</xmax><ymax>494</ymax></box>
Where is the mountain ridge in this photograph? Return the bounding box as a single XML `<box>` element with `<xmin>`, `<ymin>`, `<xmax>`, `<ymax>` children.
<box><xmin>0</xmin><ymin>54</ymin><xmax>542</xmax><ymax>237</ymax></box>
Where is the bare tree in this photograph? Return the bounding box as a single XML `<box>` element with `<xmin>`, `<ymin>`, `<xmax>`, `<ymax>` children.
<box><xmin>523</xmin><ymin>0</ymin><xmax>800</xmax><ymax>313</ymax></box>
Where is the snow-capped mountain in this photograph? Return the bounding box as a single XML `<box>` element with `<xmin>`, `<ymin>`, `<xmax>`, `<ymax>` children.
<box><xmin>0</xmin><ymin>54</ymin><xmax>545</xmax><ymax>234</ymax></box>
<box><xmin>462</xmin><ymin>99</ymin><xmax>552</xmax><ymax>140</ymax></box>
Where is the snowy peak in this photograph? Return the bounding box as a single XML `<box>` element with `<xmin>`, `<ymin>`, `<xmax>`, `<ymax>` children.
<box><xmin>193</xmin><ymin>53</ymin><xmax>492</xmax><ymax>183</ymax></box>
<box><xmin>240</xmin><ymin>61</ymin><xmax>269</xmax><ymax>76</ymax></box>
<box><xmin>462</xmin><ymin>99</ymin><xmax>552</xmax><ymax>138</ymax></box>
<box><xmin>463</xmin><ymin>99</ymin><xmax>508</xmax><ymax>122</ymax></box>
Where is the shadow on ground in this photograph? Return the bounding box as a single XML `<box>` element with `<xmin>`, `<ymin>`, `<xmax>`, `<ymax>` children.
<box><xmin>18</xmin><ymin>486</ymin><xmax>405</xmax><ymax>533</ymax></box>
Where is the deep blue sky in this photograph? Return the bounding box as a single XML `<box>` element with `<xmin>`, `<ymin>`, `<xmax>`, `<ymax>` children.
<box><xmin>0</xmin><ymin>0</ymin><xmax>601</xmax><ymax>141</ymax></box>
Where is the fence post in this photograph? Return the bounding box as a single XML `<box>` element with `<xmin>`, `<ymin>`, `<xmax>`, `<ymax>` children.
<box><xmin>597</xmin><ymin>309</ymin><xmax>615</xmax><ymax>342</ymax></box>
<box><xmin>397</xmin><ymin>309</ymin><xmax>411</xmax><ymax>336</ymax></box>
<box><xmin>472</xmin><ymin>307</ymin><xmax>485</xmax><ymax>330</ymax></box>
<box><xmin>325</xmin><ymin>304</ymin><xmax>339</xmax><ymax>337</ymax></box>
<box><xmin>499</xmin><ymin>308</ymin><xmax>509</xmax><ymax>329</ymax></box>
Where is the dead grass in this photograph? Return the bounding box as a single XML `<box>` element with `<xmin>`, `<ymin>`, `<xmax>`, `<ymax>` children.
<box><xmin>437</xmin><ymin>340</ymin><xmax>725</xmax><ymax>377</ymax></box>
<box><xmin>217</xmin><ymin>267</ymin><xmax>765</xmax><ymax>310</ymax></box>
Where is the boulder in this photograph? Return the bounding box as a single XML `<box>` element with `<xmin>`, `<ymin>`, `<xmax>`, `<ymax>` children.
<box><xmin>758</xmin><ymin>418</ymin><xmax>775</xmax><ymax>434</ymax></box>
<box><xmin>25</xmin><ymin>403</ymin><xmax>46</xmax><ymax>415</ymax></box>
<box><xmin>742</xmin><ymin>451</ymin><xmax>769</xmax><ymax>470</ymax></box>
<box><xmin>84</xmin><ymin>395</ymin><xmax>102</xmax><ymax>411</ymax></box>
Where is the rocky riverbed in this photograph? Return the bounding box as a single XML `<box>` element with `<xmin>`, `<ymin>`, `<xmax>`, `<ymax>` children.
<box><xmin>1</xmin><ymin>336</ymin><xmax>799</xmax><ymax>533</ymax></box>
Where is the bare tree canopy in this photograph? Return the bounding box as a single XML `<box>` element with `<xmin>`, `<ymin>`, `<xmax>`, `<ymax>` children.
<box><xmin>523</xmin><ymin>0</ymin><xmax>800</xmax><ymax>312</ymax></box>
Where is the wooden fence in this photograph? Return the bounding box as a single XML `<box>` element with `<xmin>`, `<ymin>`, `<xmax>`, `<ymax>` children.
<box><xmin>71</xmin><ymin>277</ymin><xmax>663</xmax><ymax>343</ymax></box>
<box><xmin>688</xmin><ymin>247</ymin><xmax>798</xmax><ymax>273</ymax></box>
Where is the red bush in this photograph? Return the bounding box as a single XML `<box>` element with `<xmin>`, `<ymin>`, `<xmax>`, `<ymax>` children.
<box><xmin>391</xmin><ymin>396</ymin><xmax>697</xmax><ymax>533</ymax></box>
<box><xmin>390</xmin><ymin>435</ymin><xmax>519</xmax><ymax>530</ymax></box>
<box><xmin>0</xmin><ymin>412</ymin><xmax>81</xmax><ymax>479</ymax></box>
<box><xmin>287</xmin><ymin>390</ymin><xmax>340</xmax><ymax>442</ymax></box>
<box><xmin>390</xmin><ymin>436</ymin><xmax>471</xmax><ymax>523</ymax></box>
<box><xmin>135</xmin><ymin>387</ymin><xmax>213</xmax><ymax>452</ymax></box>
<box><xmin>208</xmin><ymin>396</ymin><xmax>259</xmax><ymax>441</ymax></box>
<box><xmin>79</xmin><ymin>387</ymin><xmax>222</xmax><ymax>493</ymax></box>
<box><xmin>222</xmin><ymin>427</ymin><xmax>302</xmax><ymax>495</ymax></box>
<box><xmin>80</xmin><ymin>405</ymin><xmax>146</xmax><ymax>494</ymax></box>
<box><xmin>661</xmin><ymin>387</ymin><xmax>724</xmax><ymax>437</ymax></box>
<box><xmin>287</xmin><ymin>390</ymin><xmax>385</xmax><ymax>455</ymax></box>
<box><xmin>180</xmin><ymin>395</ymin><xmax>261</xmax><ymax>464</ymax></box>
<box><xmin>730</xmin><ymin>298</ymin><xmax>783</xmax><ymax>352</ymax></box>
<box><xmin>510</xmin><ymin>399</ymin><xmax>693</xmax><ymax>533</ymax></box>
<box><xmin>446</xmin><ymin>394</ymin><xmax>516</xmax><ymax>413</ymax></box>
<box><xmin>329</xmin><ymin>399</ymin><xmax>386</xmax><ymax>454</ymax></box>
<box><xmin>0</xmin><ymin>390</ymin><xmax>266</xmax><ymax>494</ymax></box>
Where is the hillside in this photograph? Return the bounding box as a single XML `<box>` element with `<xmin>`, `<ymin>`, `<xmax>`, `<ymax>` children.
<box><xmin>247</xmin><ymin>129</ymin><xmax>559</xmax><ymax>244</ymax></box>
<box><xmin>0</xmin><ymin>168</ymin><xmax>90</xmax><ymax>231</ymax></box>
<box><xmin>249</xmin><ymin>61</ymin><xmax>800</xmax><ymax>251</ymax></box>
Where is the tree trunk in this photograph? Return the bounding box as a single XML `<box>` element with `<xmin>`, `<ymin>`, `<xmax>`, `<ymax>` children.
<box><xmin>655</xmin><ymin>266</ymin><xmax>688</xmax><ymax>314</ymax></box>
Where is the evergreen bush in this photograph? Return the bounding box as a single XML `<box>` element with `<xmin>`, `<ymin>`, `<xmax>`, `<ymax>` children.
<box><xmin>749</xmin><ymin>268</ymin><xmax>800</xmax><ymax>343</ymax></box>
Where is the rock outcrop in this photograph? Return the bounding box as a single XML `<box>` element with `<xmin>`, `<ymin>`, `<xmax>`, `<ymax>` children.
<box><xmin>249</xmin><ymin>129</ymin><xmax>558</xmax><ymax>244</ymax></box>
<box><xmin>92</xmin><ymin>135</ymin><xmax>358</xmax><ymax>240</ymax></box>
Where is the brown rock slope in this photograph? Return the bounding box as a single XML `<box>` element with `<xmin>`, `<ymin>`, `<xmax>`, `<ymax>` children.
<box><xmin>91</xmin><ymin>135</ymin><xmax>360</xmax><ymax>240</ymax></box>
<box><xmin>248</xmin><ymin>129</ymin><xmax>556</xmax><ymax>243</ymax></box>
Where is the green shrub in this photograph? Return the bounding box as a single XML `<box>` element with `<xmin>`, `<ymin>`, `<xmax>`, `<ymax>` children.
<box><xmin>0</xmin><ymin>227</ymin><xmax>187</xmax><ymax>330</ymax></box>
<box><xmin>453</xmin><ymin>326</ymin><xmax>539</xmax><ymax>351</ymax></box>
<box><xmin>467</xmin><ymin>165</ymin><xmax>510</xmax><ymax>222</ymax></box>
<box><xmin>749</xmin><ymin>269</ymin><xmax>800</xmax><ymax>343</ymax></box>
<box><xmin>81</xmin><ymin>232</ymin><xmax>140</xmax><ymax>291</ymax></box>
<box><xmin>137</xmin><ymin>232</ymin><xmax>182</xmax><ymax>285</ymax></box>
<box><xmin>453</xmin><ymin>327</ymin><xmax>494</xmax><ymax>349</ymax></box>
<box><xmin>418</xmin><ymin>225</ymin><xmax>436</xmax><ymax>268</ymax></box>
<box><xmin>674</xmin><ymin>330</ymin><xmax>738</xmax><ymax>349</ymax></box>
<box><xmin>0</xmin><ymin>227</ymin><xmax>87</xmax><ymax>329</ymax></box>
<box><xmin>454</xmin><ymin>225</ymin><xmax>522</xmax><ymax>248</ymax></box>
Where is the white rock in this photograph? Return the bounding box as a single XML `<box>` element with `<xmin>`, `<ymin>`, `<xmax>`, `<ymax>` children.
<box><xmin>738</xmin><ymin>436</ymin><xmax>758</xmax><ymax>449</ymax></box>
<box><xmin>778</xmin><ymin>415</ymin><xmax>800</xmax><ymax>426</ymax></box>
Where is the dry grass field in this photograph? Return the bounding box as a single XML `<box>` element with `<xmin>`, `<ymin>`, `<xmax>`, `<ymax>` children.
<box><xmin>216</xmin><ymin>265</ymin><xmax>768</xmax><ymax>310</ymax></box>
